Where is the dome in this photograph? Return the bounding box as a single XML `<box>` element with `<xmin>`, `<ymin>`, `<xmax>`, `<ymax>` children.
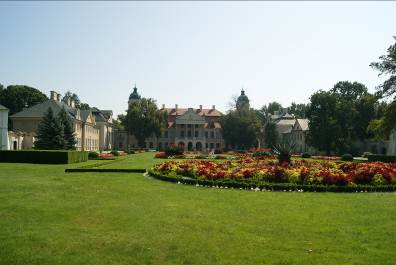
<box><xmin>236</xmin><ymin>89</ymin><xmax>250</xmax><ymax>110</ymax></box>
<box><xmin>129</xmin><ymin>85</ymin><xmax>141</xmax><ymax>101</ymax></box>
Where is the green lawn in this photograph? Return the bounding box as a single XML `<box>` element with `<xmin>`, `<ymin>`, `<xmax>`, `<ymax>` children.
<box><xmin>1</xmin><ymin>153</ymin><xmax>396</xmax><ymax>264</ymax></box>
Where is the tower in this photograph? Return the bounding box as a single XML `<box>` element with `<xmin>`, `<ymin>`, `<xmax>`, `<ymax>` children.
<box><xmin>128</xmin><ymin>84</ymin><xmax>141</xmax><ymax>105</ymax></box>
<box><xmin>236</xmin><ymin>89</ymin><xmax>250</xmax><ymax>111</ymax></box>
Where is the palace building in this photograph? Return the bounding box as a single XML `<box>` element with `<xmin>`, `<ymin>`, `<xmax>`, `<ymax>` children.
<box><xmin>9</xmin><ymin>91</ymin><xmax>114</xmax><ymax>151</ymax></box>
<box><xmin>114</xmin><ymin>86</ymin><xmax>225</xmax><ymax>151</ymax></box>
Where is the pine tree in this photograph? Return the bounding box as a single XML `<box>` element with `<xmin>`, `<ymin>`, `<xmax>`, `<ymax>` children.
<box><xmin>34</xmin><ymin>107</ymin><xmax>65</xmax><ymax>150</ymax></box>
<box><xmin>58</xmin><ymin>107</ymin><xmax>76</xmax><ymax>150</ymax></box>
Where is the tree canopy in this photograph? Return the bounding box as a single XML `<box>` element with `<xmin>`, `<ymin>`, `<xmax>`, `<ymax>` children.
<box><xmin>123</xmin><ymin>98</ymin><xmax>168</xmax><ymax>148</ymax></box>
<box><xmin>220</xmin><ymin>109</ymin><xmax>262</xmax><ymax>150</ymax></box>
<box><xmin>0</xmin><ymin>85</ymin><xmax>47</xmax><ymax>115</ymax></box>
<box><xmin>370</xmin><ymin>36</ymin><xmax>396</xmax><ymax>99</ymax></box>
<box><xmin>62</xmin><ymin>91</ymin><xmax>90</xmax><ymax>110</ymax></box>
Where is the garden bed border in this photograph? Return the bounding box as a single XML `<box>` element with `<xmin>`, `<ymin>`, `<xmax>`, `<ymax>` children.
<box><xmin>148</xmin><ymin>170</ymin><xmax>396</xmax><ymax>193</ymax></box>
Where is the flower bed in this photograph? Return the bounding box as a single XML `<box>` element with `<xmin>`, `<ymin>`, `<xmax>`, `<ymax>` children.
<box><xmin>150</xmin><ymin>158</ymin><xmax>396</xmax><ymax>191</ymax></box>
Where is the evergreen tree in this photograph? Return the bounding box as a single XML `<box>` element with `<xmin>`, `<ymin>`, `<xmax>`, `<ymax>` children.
<box><xmin>35</xmin><ymin>107</ymin><xmax>65</xmax><ymax>150</ymax></box>
<box><xmin>58</xmin><ymin>107</ymin><xmax>76</xmax><ymax>149</ymax></box>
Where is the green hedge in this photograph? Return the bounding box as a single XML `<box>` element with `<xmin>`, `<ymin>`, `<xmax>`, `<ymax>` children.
<box><xmin>367</xmin><ymin>154</ymin><xmax>396</xmax><ymax>163</ymax></box>
<box><xmin>0</xmin><ymin>150</ymin><xmax>88</xmax><ymax>164</ymax></box>
<box><xmin>65</xmin><ymin>168</ymin><xmax>146</xmax><ymax>173</ymax></box>
<box><xmin>148</xmin><ymin>170</ymin><xmax>396</xmax><ymax>193</ymax></box>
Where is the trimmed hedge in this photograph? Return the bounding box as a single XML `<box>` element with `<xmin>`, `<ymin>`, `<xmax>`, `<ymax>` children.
<box><xmin>65</xmin><ymin>168</ymin><xmax>146</xmax><ymax>173</ymax></box>
<box><xmin>148</xmin><ymin>170</ymin><xmax>396</xmax><ymax>193</ymax></box>
<box><xmin>367</xmin><ymin>154</ymin><xmax>396</xmax><ymax>163</ymax></box>
<box><xmin>0</xmin><ymin>150</ymin><xmax>88</xmax><ymax>164</ymax></box>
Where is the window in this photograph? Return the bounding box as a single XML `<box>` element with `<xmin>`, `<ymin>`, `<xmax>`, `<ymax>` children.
<box><xmin>211</xmin><ymin>132</ymin><xmax>214</xmax><ymax>139</ymax></box>
<box><xmin>164</xmin><ymin>130</ymin><xmax>168</xmax><ymax>138</ymax></box>
<box><xmin>205</xmin><ymin>132</ymin><xmax>208</xmax><ymax>138</ymax></box>
<box><xmin>158</xmin><ymin>142</ymin><xmax>162</xmax><ymax>150</ymax></box>
<box><xmin>205</xmin><ymin>143</ymin><xmax>208</xmax><ymax>148</ymax></box>
<box><xmin>150</xmin><ymin>142</ymin><xmax>154</xmax><ymax>149</ymax></box>
<box><xmin>195</xmin><ymin>124</ymin><xmax>198</xmax><ymax>129</ymax></box>
<box><xmin>180</xmin><ymin>131</ymin><xmax>185</xmax><ymax>137</ymax></box>
<box><xmin>210</xmin><ymin>143</ymin><xmax>214</xmax><ymax>149</ymax></box>
<box><xmin>188</xmin><ymin>130</ymin><xmax>192</xmax><ymax>137</ymax></box>
<box><xmin>188</xmin><ymin>124</ymin><xmax>192</xmax><ymax>128</ymax></box>
<box><xmin>216</xmin><ymin>143</ymin><xmax>220</xmax><ymax>148</ymax></box>
<box><xmin>195</xmin><ymin>131</ymin><xmax>199</xmax><ymax>137</ymax></box>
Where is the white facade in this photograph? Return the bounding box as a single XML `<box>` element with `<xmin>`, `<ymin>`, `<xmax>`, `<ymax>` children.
<box><xmin>0</xmin><ymin>105</ymin><xmax>9</xmax><ymax>150</ymax></box>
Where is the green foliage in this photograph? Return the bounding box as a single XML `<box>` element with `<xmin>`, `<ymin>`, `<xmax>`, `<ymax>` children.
<box><xmin>301</xmin><ymin>152</ymin><xmax>311</xmax><ymax>158</ymax></box>
<box><xmin>370</xmin><ymin>36</ymin><xmax>396</xmax><ymax>99</ymax></box>
<box><xmin>88</xmin><ymin>152</ymin><xmax>99</xmax><ymax>159</ymax></box>
<box><xmin>306</xmin><ymin>90</ymin><xmax>339</xmax><ymax>155</ymax></box>
<box><xmin>165</xmin><ymin>145</ymin><xmax>184</xmax><ymax>156</ymax></box>
<box><xmin>0</xmin><ymin>150</ymin><xmax>88</xmax><ymax>164</ymax></box>
<box><xmin>124</xmin><ymin>98</ymin><xmax>168</xmax><ymax>148</ymax></box>
<box><xmin>220</xmin><ymin>109</ymin><xmax>261</xmax><ymax>150</ymax></box>
<box><xmin>368</xmin><ymin>101</ymin><xmax>396</xmax><ymax>140</ymax></box>
<box><xmin>0</xmin><ymin>85</ymin><xmax>47</xmax><ymax>115</ymax></box>
<box><xmin>273</xmin><ymin>139</ymin><xmax>295</xmax><ymax>164</ymax></box>
<box><xmin>111</xmin><ymin>150</ymin><xmax>120</xmax><ymax>156</ymax></box>
<box><xmin>341</xmin><ymin>154</ymin><xmax>354</xmax><ymax>161</ymax></box>
<box><xmin>264</xmin><ymin>120</ymin><xmax>278</xmax><ymax>148</ymax></box>
<box><xmin>288</xmin><ymin>102</ymin><xmax>309</xmax><ymax>118</ymax></box>
<box><xmin>58</xmin><ymin>107</ymin><xmax>77</xmax><ymax>149</ymax></box>
<box><xmin>367</xmin><ymin>154</ymin><xmax>396</xmax><ymax>163</ymax></box>
<box><xmin>34</xmin><ymin>107</ymin><xmax>65</xmax><ymax>150</ymax></box>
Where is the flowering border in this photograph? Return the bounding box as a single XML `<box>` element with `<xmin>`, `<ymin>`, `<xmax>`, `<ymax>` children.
<box><xmin>148</xmin><ymin>169</ymin><xmax>396</xmax><ymax>193</ymax></box>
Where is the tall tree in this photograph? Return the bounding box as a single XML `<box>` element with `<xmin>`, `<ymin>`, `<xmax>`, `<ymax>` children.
<box><xmin>264</xmin><ymin>120</ymin><xmax>279</xmax><ymax>148</ymax></box>
<box><xmin>124</xmin><ymin>98</ymin><xmax>168</xmax><ymax>148</ymax></box>
<box><xmin>306</xmin><ymin>90</ymin><xmax>339</xmax><ymax>155</ymax></box>
<box><xmin>34</xmin><ymin>107</ymin><xmax>65</xmax><ymax>150</ymax></box>
<box><xmin>368</xmin><ymin>36</ymin><xmax>396</xmax><ymax>139</ymax></box>
<box><xmin>58</xmin><ymin>107</ymin><xmax>76</xmax><ymax>149</ymax></box>
<box><xmin>370</xmin><ymin>36</ymin><xmax>396</xmax><ymax>99</ymax></box>
<box><xmin>288</xmin><ymin>102</ymin><xmax>309</xmax><ymax>118</ymax></box>
<box><xmin>220</xmin><ymin>109</ymin><xmax>262</xmax><ymax>150</ymax></box>
<box><xmin>0</xmin><ymin>85</ymin><xmax>47</xmax><ymax>115</ymax></box>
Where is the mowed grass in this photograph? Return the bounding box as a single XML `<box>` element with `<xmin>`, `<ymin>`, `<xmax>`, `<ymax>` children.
<box><xmin>0</xmin><ymin>153</ymin><xmax>396</xmax><ymax>264</ymax></box>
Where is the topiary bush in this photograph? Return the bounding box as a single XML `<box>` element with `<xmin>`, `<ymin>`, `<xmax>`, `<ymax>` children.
<box><xmin>88</xmin><ymin>152</ymin><xmax>99</xmax><ymax>159</ymax></box>
<box><xmin>341</xmin><ymin>154</ymin><xmax>353</xmax><ymax>161</ymax></box>
<box><xmin>165</xmin><ymin>145</ymin><xmax>184</xmax><ymax>156</ymax></box>
<box><xmin>111</xmin><ymin>150</ymin><xmax>120</xmax><ymax>156</ymax></box>
<box><xmin>0</xmin><ymin>150</ymin><xmax>88</xmax><ymax>164</ymax></box>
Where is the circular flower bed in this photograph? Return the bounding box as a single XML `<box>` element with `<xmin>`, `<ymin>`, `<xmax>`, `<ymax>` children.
<box><xmin>149</xmin><ymin>157</ymin><xmax>396</xmax><ymax>192</ymax></box>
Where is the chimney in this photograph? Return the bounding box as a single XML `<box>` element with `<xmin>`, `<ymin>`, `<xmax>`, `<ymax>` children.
<box><xmin>50</xmin><ymin>91</ymin><xmax>57</xmax><ymax>100</ymax></box>
<box><xmin>212</xmin><ymin>105</ymin><xmax>215</xmax><ymax>110</ymax></box>
<box><xmin>56</xmin><ymin>94</ymin><xmax>61</xmax><ymax>102</ymax></box>
<box><xmin>175</xmin><ymin>104</ymin><xmax>178</xmax><ymax>111</ymax></box>
<box><xmin>199</xmin><ymin>105</ymin><xmax>203</xmax><ymax>112</ymax></box>
<box><xmin>67</xmin><ymin>97</ymin><xmax>71</xmax><ymax>106</ymax></box>
<box><xmin>162</xmin><ymin>104</ymin><xmax>165</xmax><ymax>109</ymax></box>
<box><xmin>71</xmin><ymin>100</ymin><xmax>75</xmax><ymax>108</ymax></box>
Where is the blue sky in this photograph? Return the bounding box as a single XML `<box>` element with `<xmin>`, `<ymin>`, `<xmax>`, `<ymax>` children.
<box><xmin>0</xmin><ymin>2</ymin><xmax>395</xmax><ymax>116</ymax></box>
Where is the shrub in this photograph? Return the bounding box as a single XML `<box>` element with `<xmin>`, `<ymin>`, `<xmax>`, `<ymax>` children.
<box><xmin>165</xmin><ymin>145</ymin><xmax>184</xmax><ymax>156</ymax></box>
<box><xmin>362</xmin><ymin>152</ymin><xmax>373</xmax><ymax>158</ymax></box>
<box><xmin>0</xmin><ymin>150</ymin><xmax>88</xmax><ymax>164</ymax></box>
<box><xmin>301</xmin><ymin>152</ymin><xmax>311</xmax><ymax>158</ymax></box>
<box><xmin>88</xmin><ymin>152</ymin><xmax>99</xmax><ymax>159</ymax></box>
<box><xmin>214</xmin><ymin>149</ymin><xmax>223</xmax><ymax>154</ymax></box>
<box><xmin>127</xmin><ymin>150</ymin><xmax>136</xmax><ymax>154</ymax></box>
<box><xmin>367</xmin><ymin>154</ymin><xmax>396</xmax><ymax>163</ymax></box>
<box><xmin>273</xmin><ymin>140</ymin><xmax>295</xmax><ymax>164</ymax></box>
<box><xmin>154</xmin><ymin>152</ymin><xmax>168</xmax><ymax>159</ymax></box>
<box><xmin>341</xmin><ymin>154</ymin><xmax>353</xmax><ymax>161</ymax></box>
<box><xmin>214</xmin><ymin>155</ymin><xmax>227</xmax><ymax>160</ymax></box>
<box><xmin>195</xmin><ymin>155</ymin><xmax>207</xmax><ymax>159</ymax></box>
<box><xmin>253</xmin><ymin>151</ymin><xmax>272</xmax><ymax>157</ymax></box>
<box><xmin>111</xmin><ymin>151</ymin><xmax>120</xmax><ymax>156</ymax></box>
